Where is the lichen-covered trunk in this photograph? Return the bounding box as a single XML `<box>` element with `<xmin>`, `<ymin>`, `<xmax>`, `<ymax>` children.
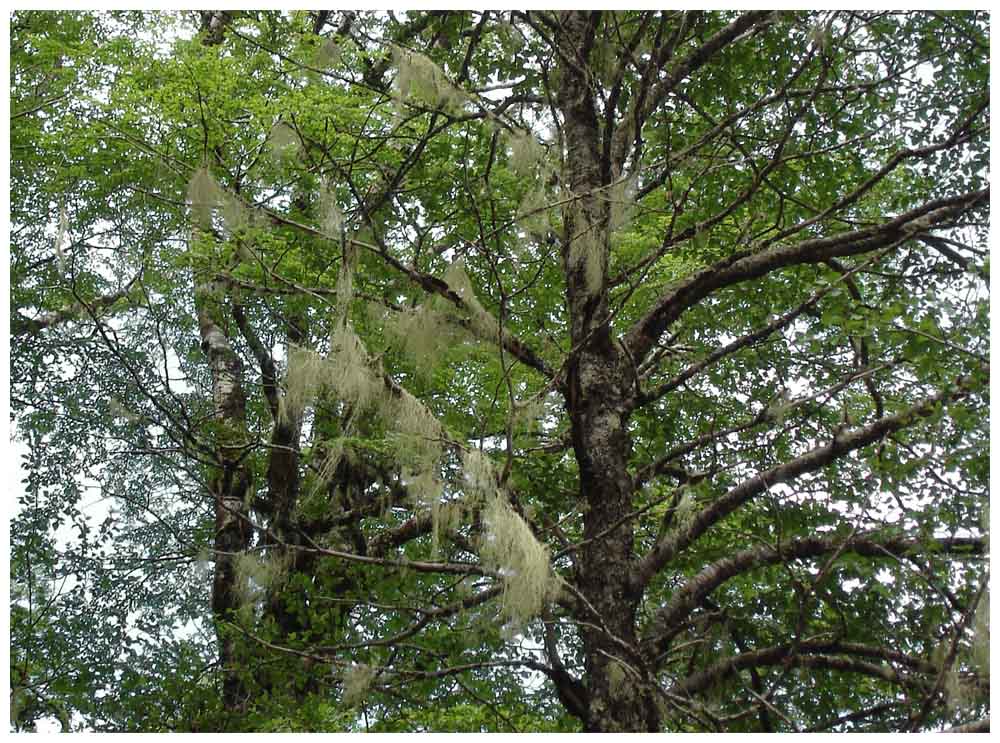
<box><xmin>556</xmin><ymin>10</ymin><xmax>661</xmax><ymax>732</ymax></box>
<box><xmin>195</xmin><ymin>278</ymin><xmax>253</xmax><ymax>714</ymax></box>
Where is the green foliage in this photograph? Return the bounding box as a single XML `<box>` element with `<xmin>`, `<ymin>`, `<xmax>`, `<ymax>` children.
<box><xmin>10</xmin><ymin>8</ymin><xmax>988</xmax><ymax>734</ymax></box>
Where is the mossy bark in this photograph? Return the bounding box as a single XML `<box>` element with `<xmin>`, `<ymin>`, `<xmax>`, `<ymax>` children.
<box><xmin>556</xmin><ymin>10</ymin><xmax>662</xmax><ymax>732</ymax></box>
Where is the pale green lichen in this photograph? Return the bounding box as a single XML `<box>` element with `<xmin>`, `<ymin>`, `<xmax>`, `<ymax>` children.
<box><xmin>385</xmin><ymin>260</ymin><xmax>500</xmax><ymax>374</ymax></box>
<box><xmin>280</xmin><ymin>344</ymin><xmax>329</xmax><ymax>426</ymax></box>
<box><xmin>608</xmin><ymin>174</ymin><xmax>638</xmax><ymax>233</ymax></box>
<box><xmin>607</xmin><ymin>658</ymin><xmax>631</xmax><ymax>694</ymax></box>
<box><xmin>267</xmin><ymin>121</ymin><xmax>300</xmax><ymax>162</ymax></box>
<box><xmin>444</xmin><ymin>260</ymin><xmax>500</xmax><ymax>342</ymax></box>
<box><xmin>517</xmin><ymin>187</ymin><xmax>552</xmax><ymax>236</ymax></box>
<box><xmin>187</xmin><ymin>167</ymin><xmax>224</xmax><ymax>228</ymax></box>
<box><xmin>673</xmin><ymin>490</ymin><xmax>698</xmax><ymax>530</ymax></box>
<box><xmin>53</xmin><ymin>204</ymin><xmax>69</xmax><ymax>271</ymax></box>
<box><xmin>315</xmin><ymin>37</ymin><xmax>341</xmax><ymax>69</ymax></box>
<box><xmin>220</xmin><ymin>192</ymin><xmax>251</xmax><ymax>233</ymax></box>
<box><xmin>465</xmin><ymin>449</ymin><xmax>559</xmax><ymax>626</ymax></box>
<box><xmin>234</xmin><ymin>550</ymin><xmax>291</xmax><ymax>607</ymax></box>
<box><xmin>320</xmin><ymin>183</ymin><xmax>344</xmax><ymax>239</ymax></box>
<box><xmin>509</xmin><ymin>130</ymin><xmax>546</xmax><ymax>179</ymax></box>
<box><xmin>384</xmin><ymin>301</ymin><xmax>458</xmax><ymax>376</ymax></box>
<box><xmin>393</xmin><ymin>45</ymin><xmax>465</xmax><ymax>112</ymax></box>
<box><xmin>569</xmin><ymin>228</ymin><xmax>605</xmax><ymax>294</ymax></box>
<box><xmin>387</xmin><ymin>388</ymin><xmax>443</xmax><ymax>471</ymax></box>
<box><xmin>341</xmin><ymin>662</ymin><xmax>377</xmax><ymax>707</ymax></box>
<box><xmin>314</xmin><ymin>437</ymin><xmax>346</xmax><ymax>493</ymax></box>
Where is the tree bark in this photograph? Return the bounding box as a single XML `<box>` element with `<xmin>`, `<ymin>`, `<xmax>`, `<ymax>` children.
<box><xmin>556</xmin><ymin>10</ymin><xmax>661</xmax><ymax>732</ymax></box>
<box><xmin>196</xmin><ymin>276</ymin><xmax>253</xmax><ymax>714</ymax></box>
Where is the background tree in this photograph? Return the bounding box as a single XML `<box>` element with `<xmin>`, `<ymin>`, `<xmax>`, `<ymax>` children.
<box><xmin>10</xmin><ymin>10</ymin><xmax>989</xmax><ymax>732</ymax></box>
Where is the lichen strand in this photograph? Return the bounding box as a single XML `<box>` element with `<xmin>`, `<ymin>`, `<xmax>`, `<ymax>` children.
<box><xmin>608</xmin><ymin>174</ymin><xmax>638</xmax><ymax>233</ymax></box>
<box><xmin>266</xmin><ymin>121</ymin><xmax>300</xmax><ymax>162</ymax></box>
<box><xmin>279</xmin><ymin>344</ymin><xmax>328</xmax><ymax>426</ymax></box>
<box><xmin>233</xmin><ymin>550</ymin><xmax>291</xmax><ymax>609</ymax></box>
<box><xmin>443</xmin><ymin>260</ymin><xmax>500</xmax><ymax>342</ymax></box>
<box><xmin>392</xmin><ymin>45</ymin><xmax>466</xmax><ymax>113</ymax></box>
<box><xmin>508</xmin><ymin>130</ymin><xmax>546</xmax><ymax>179</ymax></box>
<box><xmin>384</xmin><ymin>301</ymin><xmax>458</xmax><ymax>376</ymax></box>
<box><xmin>329</xmin><ymin>321</ymin><xmax>379</xmax><ymax>413</ymax></box>
<box><xmin>385</xmin><ymin>260</ymin><xmax>500</xmax><ymax>375</ymax></box>
<box><xmin>187</xmin><ymin>167</ymin><xmax>224</xmax><ymax>228</ymax></box>
<box><xmin>464</xmin><ymin>449</ymin><xmax>559</xmax><ymax>626</ymax></box>
<box><xmin>569</xmin><ymin>228</ymin><xmax>605</xmax><ymax>295</ymax></box>
<box><xmin>320</xmin><ymin>183</ymin><xmax>344</xmax><ymax>239</ymax></box>
<box><xmin>341</xmin><ymin>662</ymin><xmax>377</xmax><ymax>707</ymax></box>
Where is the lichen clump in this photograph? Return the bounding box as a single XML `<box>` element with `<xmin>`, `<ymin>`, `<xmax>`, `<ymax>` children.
<box><xmin>463</xmin><ymin>449</ymin><xmax>559</xmax><ymax>626</ymax></box>
<box><xmin>385</xmin><ymin>260</ymin><xmax>499</xmax><ymax>376</ymax></box>
<box><xmin>341</xmin><ymin>662</ymin><xmax>377</xmax><ymax>707</ymax></box>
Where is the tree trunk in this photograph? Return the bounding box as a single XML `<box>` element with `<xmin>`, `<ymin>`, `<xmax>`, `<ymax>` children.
<box><xmin>556</xmin><ymin>10</ymin><xmax>661</xmax><ymax>732</ymax></box>
<box><xmin>195</xmin><ymin>278</ymin><xmax>253</xmax><ymax>714</ymax></box>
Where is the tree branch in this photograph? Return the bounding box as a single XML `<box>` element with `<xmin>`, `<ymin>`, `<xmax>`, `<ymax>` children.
<box><xmin>629</xmin><ymin>368</ymin><xmax>985</xmax><ymax>592</ymax></box>
<box><xmin>644</xmin><ymin>534</ymin><xmax>985</xmax><ymax>655</ymax></box>
<box><xmin>624</xmin><ymin>188</ymin><xmax>988</xmax><ymax>364</ymax></box>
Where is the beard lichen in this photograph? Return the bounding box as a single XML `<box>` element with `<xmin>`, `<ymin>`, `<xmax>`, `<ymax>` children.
<box><xmin>187</xmin><ymin>167</ymin><xmax>225</xmax><ymax>228</ymax></box>
<box><xmin>329</xmin><ymin>321</ymin><xmax>379</xmax><ymax>413</ymax></box>
<box><xmin>384</xmin><ymin>300</ymin><xmax>458</xmax><ymax>376</ymax></box>
<box><xmin>384</xmin><ymin>259</ymin><xmax>500</xmax><ymax>375</ymax></box>
<box><xmin>341</xmin><ymin>662</ymin><xmax>377</xmax><ymax>707</ymax></box>
<box><xmin>280</xmin><ymin>344</ymin><xmax>329</xmax><ymax>426</ymax></box>
<box><xmin>463</xmin><ymin>449</ymin><xmax>559</xmax><ymax>627</ymax></box>
<box><xmin>392</xmin><ymin>45</ymin><xmax>466</xmax><ymax>113</ymax></box>
<box><xmin>233</xmin><ymin>550</ymin><xmax>291</xmax><ymax>610</ymax></box>
<box><xmin>443</xmin><ymin>260</ymin><xmax>499</xmax><ymax>342</ymax></box>
<box><xmin>266</xmin><ymin>121</ymin><xmax>300</xmax><ymax>163</ymax></box>
<box><xmin>508</xmin><ymin>130</ymin><xmax>547</xmax><ymax>180</ymax></box>
<box><xmin>568</xmin><ymin>227</ymin><xmax>605</xmax><ymax>295</ymax></box>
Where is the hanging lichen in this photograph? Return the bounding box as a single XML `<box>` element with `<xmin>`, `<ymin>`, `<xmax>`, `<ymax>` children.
<box><xmin>608</xmin><ymin>173</ymin><xmax>638</xmax><ymax>233</ymax></box>
<box><xmin>508</xmin><ymin>130</ymin><xmax>546</xmax><ymax>180</ymax></box>
<box><xmin>341</xmin><ymin>662</ymin><xmax>377</xmax><ymax>707</ymax></box>
<box><xmin>233</xmin><ymin>550</ymin><xmax>291</xmax><ymax>608</ymax></box>
<box><xmin>53</xmin><ymin>204</ymin><xmax>69</xmax><ymax>271</ymax></box>
<box><xmin>464</xmin><ymin>449</ymin><xmax>559</xmax><ymax>626</ymax></box>
<box><xmin>392</xmin><ymin>45</ymin><xmax>465</xmax><ymax>112</ymax></box>
<box><xmin>511</xmin><ymin>394</ymin><xmax>547</xmax><ymax>434</ymax></box>
<box><xmin>320</xmin><ymin>183</ymin><xmax>344</xmax><ymax>239</ymax></box>
<box><xmin>314</xmin><ymin>437</ymin><xmax>346</xmax><ymax>493</ymax></box>
<box><xmin>517</xmin><ymin>187</ymin><xmax>554</xmax><ymax>238</ymax></box>
<box><xmin>672</xmin><ymin>490</ymin><xmax>698</xmax><ymax>531</ymax></box>
<box><xmin>385</xmin><ymin>259</ymin><xmax>499</xmax><ymax>376</ymax></box>
<box><xmin>384</xmin><ymin>301</ymin><xmax>458</xmax><ymax>376</ymax></box>
<box><xmin>267</xmin><ymin>121</ymin><xmax>300</xmax><ymax>163</ymax></box>
<box><xmin>328</xmin><ymin>320</ymin><xmax>380</xmax><ymax>414</ymax></box>
<box><xmin>607</xmin><ymin>658</ymin><xmax>632</xmax><ymax>694</ymax></box>
<box><xmin>108</xmin><ymin>396</ymin><xmax>141</xmax><ymax>423</ymax></box>
<box><xmin>569</xmin><ymin>227</ymin><xmax>605</xmax><ymax>294</ymax></box>
<box><xmin>386</xmin><ymin>387</ymin><xmax>443</xmax><ymax>472</ymax></box>
<box><xmin>315</xmin><ymin>37</ymin><xmax>341</xmax><ymax>69</ymax></box>
<box><xmin>219</xmin><ymin>191</ymin><xmax>252</xmax><ymax>233</ymax></box>
<box><xmin>279</xmin><ymin>344</ymin><xmax>329</xmax><ymax>425</ymax></box>
<box><xmin>187</xmin><ymin>167</ymin><xmax>224</xmax><ymax>228</ymax></box>
<box><xmin>443</xmin><ymin>260</ymin><xmax>500</xmax><ymax>342</ymax></box>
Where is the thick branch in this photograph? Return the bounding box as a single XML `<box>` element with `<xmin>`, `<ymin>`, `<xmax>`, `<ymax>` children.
<box><xmin>630</xmin><ymin>370</ymin><xmax>984</xmax><ymax>592</ymax></box>
<box><xmin>624</xmin><ymin>188</ymin><xmax>988</xmax><ymax>364</ymax></box>
<box><xmin>644</xmin><ymin>534</ymin><xmax>984</xmax><ymax>654</ymax></box>
<box><xmin>669</xmin><ymin>639</ymin><xmax>934</xmax><ymax>699</ymax></box>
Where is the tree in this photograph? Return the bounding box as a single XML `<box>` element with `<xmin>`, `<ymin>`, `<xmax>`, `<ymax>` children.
<box><xmin>9</xmin><ymin>10</ymin><xmax>989</xmax><ymax>733</ymax></box>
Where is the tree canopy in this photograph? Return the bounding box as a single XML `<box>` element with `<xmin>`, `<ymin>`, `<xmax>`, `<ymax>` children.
<box><xmin>9</xmin><ymin>10</ymin><xmax>989</xmax><ymax>733</ymax></box>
